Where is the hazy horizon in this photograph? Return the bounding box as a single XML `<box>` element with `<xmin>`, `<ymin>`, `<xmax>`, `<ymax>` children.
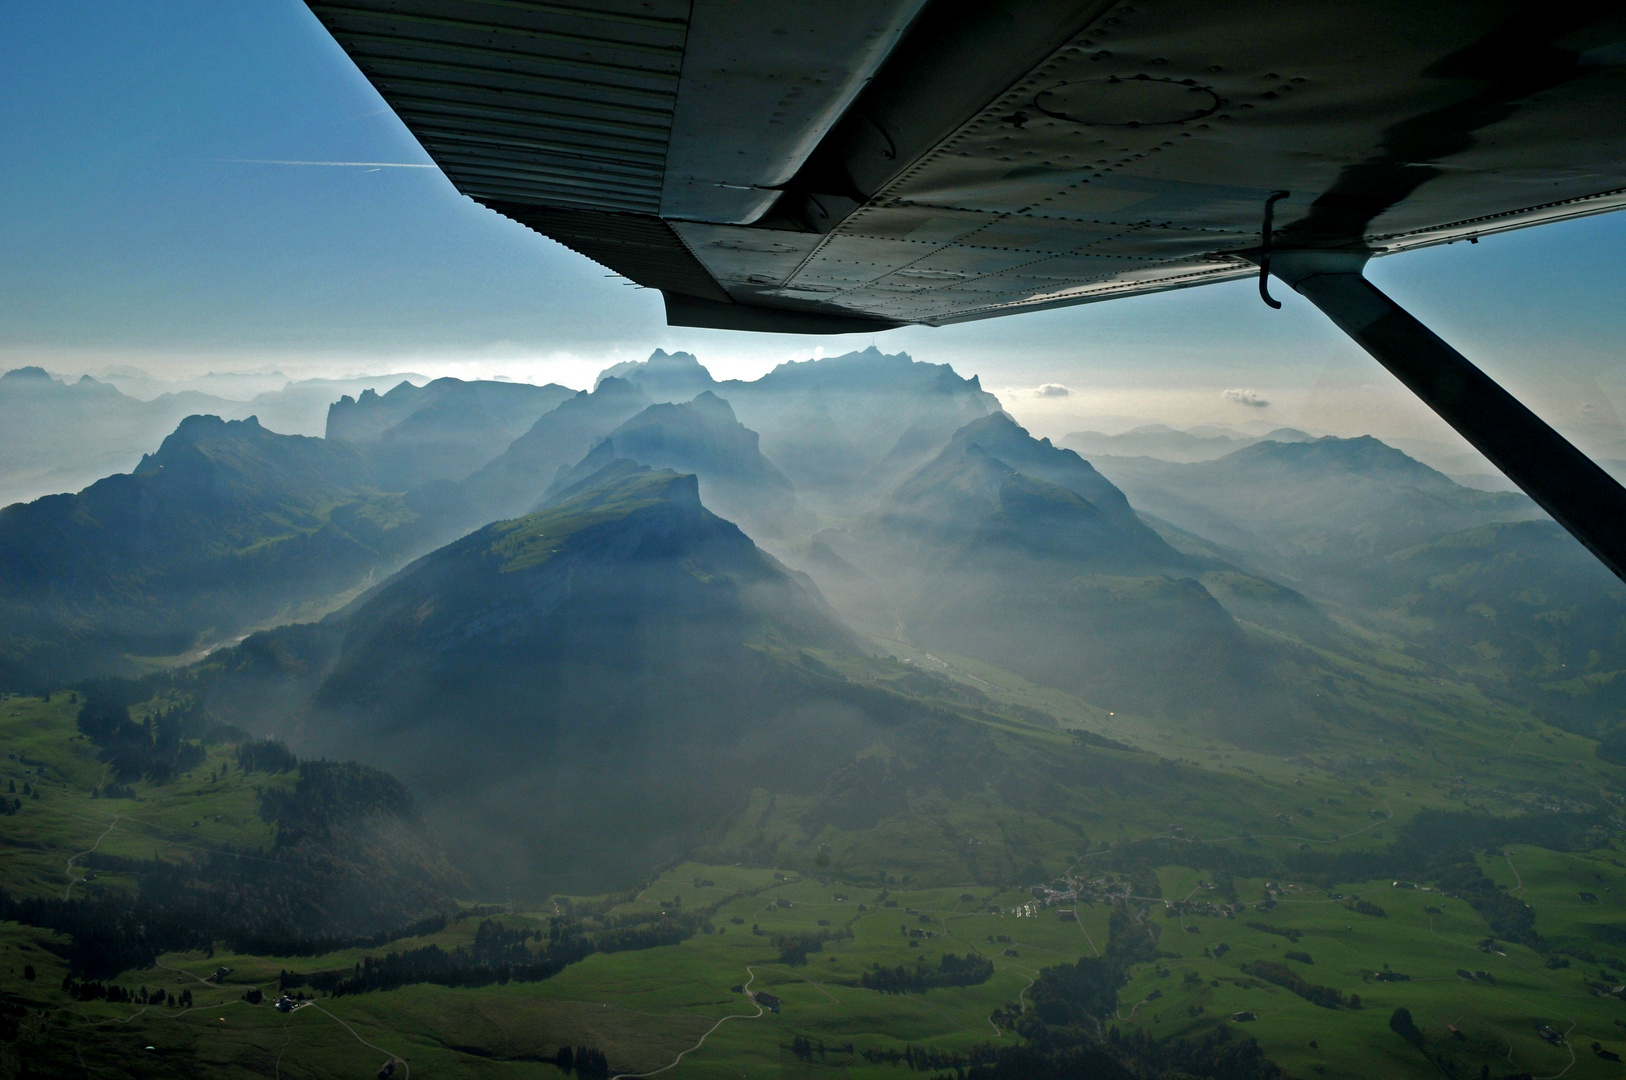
<box><xmin>6</xmin><ymin>4</ymin><xmax>1626</xmax><ymax>465</ymax></box>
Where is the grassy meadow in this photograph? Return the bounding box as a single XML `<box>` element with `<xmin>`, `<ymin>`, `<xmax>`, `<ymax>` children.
<box><xmin>6</xmin><ymin>635</ymin><xmax>1626</xmax><ymax>1079</ymax></box>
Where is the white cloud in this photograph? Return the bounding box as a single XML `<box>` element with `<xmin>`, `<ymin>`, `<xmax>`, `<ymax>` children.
<box><xmin>1223</xmin><ymin>388</ymin><xmax>1270</xmax><ymax>408</ymax></box>
<box><xmin>1034</xmin><ymin>383</ymin><xmax>1070</xmax><ymax>398</ymax></box>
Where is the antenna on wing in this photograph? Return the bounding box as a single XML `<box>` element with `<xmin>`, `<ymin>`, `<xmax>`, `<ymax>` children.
<box><xmin>1257</xmin><ymin>191</ymin><xmax>1291</xmax><ymax>309</ymax></box>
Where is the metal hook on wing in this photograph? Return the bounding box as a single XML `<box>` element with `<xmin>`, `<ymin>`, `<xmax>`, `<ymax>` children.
<box><xmin>1258</xmin><ymin>190</ymin><xmax>1291</xmax><ymax>309</ymax></box>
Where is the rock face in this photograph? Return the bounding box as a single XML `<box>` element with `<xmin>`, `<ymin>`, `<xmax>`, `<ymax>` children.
<box><xmin>215</xmin><ymin>462</ymin><xmax>870</xmax><ymax>893</ymax></box>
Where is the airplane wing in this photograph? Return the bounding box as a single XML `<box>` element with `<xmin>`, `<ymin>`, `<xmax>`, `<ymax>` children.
<box><xmin>304</xmin><ymin>1</ymin><xmax>1626</xmax><ymax>582</ymax></box>
<box><xmin>305</xmin><ymin>0</ymin><xmax>1626</xmax><ymax>332</ymax></box>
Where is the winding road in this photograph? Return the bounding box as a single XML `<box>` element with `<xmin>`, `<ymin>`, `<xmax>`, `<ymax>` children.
<box><xmin>610</xmin><ymin>967</ymin><xmax>766</xmax><ymax>1080</ymax></box>
<box><xmin>63</xmin><ymin>813</ymin><xmax>118</xmax><ymax>900</ymax></box>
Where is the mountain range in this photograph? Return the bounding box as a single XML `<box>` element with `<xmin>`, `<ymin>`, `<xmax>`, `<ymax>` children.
<box><xmin>806</xmin><ymin>414</ymin><xmax>1287</xmax><ymax>726</ymax></box>
<box><xmin>0</xmin><ymin>416</ymin><xmax>459</xmax><ymax>688</ymax></box>
<box><xmin>1091</xmin><ymin>436</ymin><xmax>1626</xmax><ymax>734</ymax></box>
<box><xmin>202</xmin><ymin>462</ymin><xmax>885</xmax><ymax>892</ymax></box>
<box><xmin>7</xmin><ymin>346</ymin><xmax>1626</xmax><ymax>795</ymax></box>
<box><xmin>0</xmin><ymin>366</ymin><xmax>426</xmax><ymax>507</ymax></box>
<box><xmin>463</xmin><ymin>376</ymin><xmax>651</xmax><ymax>522</ymax></box>
<box><xmin>1093</xmin><ymin>436</ymin><xmax>1541</xmax><ymax>583</ymax></box>
<box><xmin>598</xmin><ymin>347</ymin><xmax>1001</xmax><ymax>512</ymax></box>
<box><xmin>1062</xmin><ymin>423</ymin><xmax>1314</xmax><ymax>464</ymax></box>
<box><xmin>327</xmin><ymin>376</ymin><xmax>575</xmax><ymax>490</ymax></box>
<box><xmin>12</xmin><ymin>349</ymin><xmax>1626</xmax><ymax>1079</ymax></box>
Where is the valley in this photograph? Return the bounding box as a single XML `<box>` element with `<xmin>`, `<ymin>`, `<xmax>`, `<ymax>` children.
<box><xmin>6</xmin><ymin>667</ymin><xmax>1626</xmax><ymax>1079</ymax></box>
<box><xmin>3</xmin><ymin>350</ymin><xmax>1626</xmax><ymax>1078</ymax></box>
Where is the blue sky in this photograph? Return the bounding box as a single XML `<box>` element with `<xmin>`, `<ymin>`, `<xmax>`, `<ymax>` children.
<box><xmin>4</xmin><ymin>1</ymin><xmax>1624</xmax><ymax>449</ymax></box>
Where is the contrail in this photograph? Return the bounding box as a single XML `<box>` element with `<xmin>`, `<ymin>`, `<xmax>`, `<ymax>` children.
<box><xmin>220</xmin><ymin>159</ymin><xmax>437</xmax><ymax>168</ymax></box>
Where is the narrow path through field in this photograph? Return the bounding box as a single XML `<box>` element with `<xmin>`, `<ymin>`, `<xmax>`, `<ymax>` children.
<box><xmin>64</xmin><ymin>813</ymin><xmax>118</xmax><ymax>899</ymax></box>
<box><xmin>1006</xmin><ymin>967</ymin><xmax>1037</xmax><ymax>1032</ymax></box>
<box><xmin>306</xmin><ymin>1002</ymin><xmax>410</xmax><ymax>1080</ymax></box>
<box><xmin>1504</xmin><ymin>851</ymin><xmax>1526</xmax><ymax>897</ymax></box>
<box><xmin>610</xmin><ymin>967</ymin><xmax>765</xmax><ymax>1079</ymax></box>
<box><xmin>274</xmin><ymin>1016</ymin><xmax>294</xmax><ymax>1080</ymax></box>
<box><xmin>1078</xmin><ymin>924</ymin><xmax>1101</xmax><ymax>956</ymax></box>
<box><xmin>154</xmin><ymin>960</ymin><xmax>215</xmax><ymax>986</ymax></box>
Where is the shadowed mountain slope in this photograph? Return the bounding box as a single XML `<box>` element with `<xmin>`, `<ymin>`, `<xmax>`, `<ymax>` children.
<box><xmin>201</xmin><ymin>462</ymin><xmax>892</xmax><ymax>892</ymax></box>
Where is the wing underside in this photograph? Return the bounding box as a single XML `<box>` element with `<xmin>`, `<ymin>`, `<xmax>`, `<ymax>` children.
<box><xmin>306</xmin><ymin>0</ymin><xmax>1626</xmax><ymax>332</ymax></box>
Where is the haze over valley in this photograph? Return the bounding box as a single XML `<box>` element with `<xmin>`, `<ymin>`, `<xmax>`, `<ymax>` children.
<box><xmin>4</xmin><ymin>343</ymin><xmax>1626</xmax><ymax>1079</ymax></box>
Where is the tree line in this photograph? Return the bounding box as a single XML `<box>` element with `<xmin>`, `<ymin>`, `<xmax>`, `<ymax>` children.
<box><xmin>861</xmin><ymin>952</ymin><xmax>994</xmax><ymax>994</ymax></box>
<box><xmin>283</xmin><ymin>913</ymin><xmax>705</xmax><ymax>997</ymax></box>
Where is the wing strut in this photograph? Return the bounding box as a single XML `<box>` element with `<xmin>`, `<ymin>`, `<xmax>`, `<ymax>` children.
<box><xmin>1267</xmin><ymin>250</ymin><xmax>1626</xmax><ymax>583</ymax></box>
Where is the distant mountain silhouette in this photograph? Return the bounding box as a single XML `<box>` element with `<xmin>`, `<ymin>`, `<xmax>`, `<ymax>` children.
<box><xmin>327</xmin><ymin>377</ymin><xmax>574</xmax><ymax>490</ymax></box>
<box><xmin>1062</xmin><ymin>424</ymin><xmax>1313</xmax><ymax>464</ymax></box>
<box><xmin>595</xmin><ymin>348</ymin><xmax>717</xmax><ymax>402</ymax></box>
<box><xmin>1085</xmin><ymin>435</ymin><xmax>1626</xmax><ymax>735</ymax></box>
<box><xmin>0</xmin><ymin>367</ymin><xmax>247</xmax><ymax>507</ymax></box>
<box><xmin>1093</xmin><ymin>435</ymin><xmax>1541</xmax><ymax>585</ymax></box>
<box><xmin>463</xmin><ymin>377</ymin><xmax>649</xmax><ymax>522</ymax></box>
<box><xmin>548</xmin><ymin>392</ymin><xmax>800</xmax><ymax>537</ymax></box>
<box><xmin>0</xmin><ymin>415</ymin><xmax>455</xmax><ymax>688</ymax></box>
<box><xmin>731</xmin><ymin>347</ymin><xmax>1002</xmax><ymax>509</ymax></box>
<box><xmin>592</xmin><ymin>347</ymin><xmax>999</xmax><ymax>514</ymax></box>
